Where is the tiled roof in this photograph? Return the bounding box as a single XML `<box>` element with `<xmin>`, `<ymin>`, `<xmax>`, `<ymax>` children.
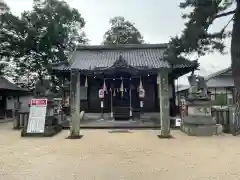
<box><xmin>51</xmin><ymin>44</ymin><xmax>198</xmax><ymax>71</ymax></box>
<box><xmin>205</xmin><ymin>67</ymin><xmax>231</xmax><ymax>80</ymax></box>
<box><xmin>205</xmin><ymin>67</ymin><xmax>234</xmax><ymax>87</ymax></box>
<box><xmin>206</xmin><ymin>76</ymin><xmax>234</xmax><ymax>88</ymax></box>
<box><xmin>71</xmin><ymin>48</ymin><xmax>169</xmax><ymax>70</ymax></box>
<box><xmin>0</xmin><ymin>77</ymin><xmax>29</xmax><ymax>91</ymax></box>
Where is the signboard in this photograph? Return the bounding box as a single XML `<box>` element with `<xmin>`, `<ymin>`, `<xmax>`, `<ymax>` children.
<box><xmin>27</xmin><ymin>99</ymin><xmax>47</xmax><ymax>133</ymax></box>
<box><xmin>139</xmin><ymin>89</ymin><xmax>145</xmax><ymax>98</ymax></box>
<box><xmin>99</xmin><ymin>89</ymin><xmax>104</xmax><ymax>99</ymax></box>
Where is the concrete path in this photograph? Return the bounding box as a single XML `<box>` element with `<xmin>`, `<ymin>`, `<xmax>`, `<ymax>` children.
<box><xmin>0</xmin><ymin>122</ymin><xmax>240</xmax><ymax>180</ymax></box>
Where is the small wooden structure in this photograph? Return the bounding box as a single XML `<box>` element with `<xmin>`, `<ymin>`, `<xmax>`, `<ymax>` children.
<box><xmin>50</xmin><ymin>44</ymin><xmax>198</xmax><ymax>137</ymax></box>
<box><xmin>0</xmin><ymin>76</ymin><xmax>29</xmax><ymax>119</ymax></box>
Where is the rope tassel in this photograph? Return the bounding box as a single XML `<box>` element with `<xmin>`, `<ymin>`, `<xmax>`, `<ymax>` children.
<box><xmin>84</xmin><ymin>76</ymin><xmax>88</xmax><ymax>88</ymax></box>
<box><xmin>103</xmin><ymin>79</ymin><xmax>107</xmax><ymax>91</ymax></box>
<box><xmin>120</xmin><ymin>77</ymin><xmax>124</xmax><ymax>97</ymax></box>
<box><xmin>139</xmin><ymin>77</ymin><xmax>143</xmax><ymax>90</ymax></box>
<box><xmin>113</xmin><ymin>89</ymin><xmax>116</xmax><ymax>96</ymax></box>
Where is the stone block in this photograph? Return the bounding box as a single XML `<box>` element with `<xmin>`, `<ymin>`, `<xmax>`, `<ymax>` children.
<box><xmin>181</xmin><ymin>124</ymin><xmax>217</xmax><ymax>136</ymax></box>
<box><xmin>181</xmin><ymin>115</ymin><xmax>217</xmax><ymax>136</ymax></box>
<box><xmin>183</xmin><ymin>116</ymin><xmax>216</xmax><ymax>125</ymax></box>
<box><xmin>188</xmin><ymin>106</ymin><xmax>212</xmax><ymax>116</ymax></box>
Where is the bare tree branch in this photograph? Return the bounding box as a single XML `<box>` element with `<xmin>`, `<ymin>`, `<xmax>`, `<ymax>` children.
<box><xmin>215</xmin><ymin>10</ymin><xmax>236</xmax><ymax>19</ymax></box>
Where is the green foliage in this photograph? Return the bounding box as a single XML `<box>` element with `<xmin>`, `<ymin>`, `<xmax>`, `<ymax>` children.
<box><xmin>103</xmin><ymin>16</ymin><xmax>144</xmax><ymax>45</ymax></box>
<box><xmin>0</xmin><ymin>0</ymin><xmax>87</xmax><ymax>89</ymax></box>
<box><xmin>0</xmin><ymin>1</ymin><xmax>11</xmax><ymax>75</ymax></box>
<box><xmin>165</xmin><ymin>0</ymin><xmax>236</xmax><ymax>64</ymax></box>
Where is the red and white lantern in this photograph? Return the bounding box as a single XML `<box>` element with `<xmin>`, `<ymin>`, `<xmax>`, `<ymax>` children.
<box><xmin>139</xmin><ymin>88</ymin><xmax>145</xmax><ymax>98</ymax></box>
<box><xmin>99</xmin><ymin>89</ymin><xmax>104</xmax><ymax>99</ymax></box>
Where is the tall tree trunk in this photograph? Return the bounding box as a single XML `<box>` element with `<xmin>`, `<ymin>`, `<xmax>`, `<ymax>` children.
<box><xmin>231</xmin><ymin>1</ymin><xmax>240</xmax><ymax>92</ymax></box>
<box><xmin>230</xmin><ymin>1</ymin><xmax>240</xmax><ymax>134</ymax></box>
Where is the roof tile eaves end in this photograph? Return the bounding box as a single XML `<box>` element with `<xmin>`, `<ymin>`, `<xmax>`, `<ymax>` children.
<box><xmin>76</xmin><ymin>43</ymin><xmax>169</xmax><ymax>51</ymax></box>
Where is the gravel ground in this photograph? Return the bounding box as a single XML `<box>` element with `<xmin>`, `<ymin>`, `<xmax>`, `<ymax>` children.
<box><xmin>1</xmin><ymin>122</ymin><xmax>240</xmax><ymax>180</ymax></box>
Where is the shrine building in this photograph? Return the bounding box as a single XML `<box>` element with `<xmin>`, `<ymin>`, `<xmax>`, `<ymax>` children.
<box><xmin>50</xmin><ymin>44</ymin><xmax>198</xmax><ymax>127</ymax></box>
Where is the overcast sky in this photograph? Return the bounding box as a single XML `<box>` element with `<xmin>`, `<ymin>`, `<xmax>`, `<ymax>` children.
<box><xmin>5</xmin><ymin>0</ymin><xmax>233</xmax><ymax>84</ymax></box>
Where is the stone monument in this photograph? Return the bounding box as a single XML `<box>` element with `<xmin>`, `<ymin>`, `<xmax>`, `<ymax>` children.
<box><xmin>180</xmin><ymin>72</ymin><xmax>220</xmax><ymax>136</ymax></box>
<box><xmin>21</xmin><ymin>79</ymin><xmax>62</xmax><ymax>137</ymax></box>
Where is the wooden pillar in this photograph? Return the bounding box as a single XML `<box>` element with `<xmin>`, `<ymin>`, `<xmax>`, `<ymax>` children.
<box><xmin>69</xmin><ymin>69</ymin><xmax>81</xmax><ymax>138</ymax></box>
<box><xmin>158</xmin><ymin>71</ymin><xmax>171</xmax><ymax>138</ymax></box>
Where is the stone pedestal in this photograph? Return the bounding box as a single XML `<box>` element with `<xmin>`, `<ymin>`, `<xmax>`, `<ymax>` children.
<box><xmin>181</xmin><ymin>100</ymin><xmax>219</xmax><ymax>136</ymax></box>
<box><xmin>181</xmin><ymin>116</ymin><xmax>217</xmax><ymax>136</ymax></box>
